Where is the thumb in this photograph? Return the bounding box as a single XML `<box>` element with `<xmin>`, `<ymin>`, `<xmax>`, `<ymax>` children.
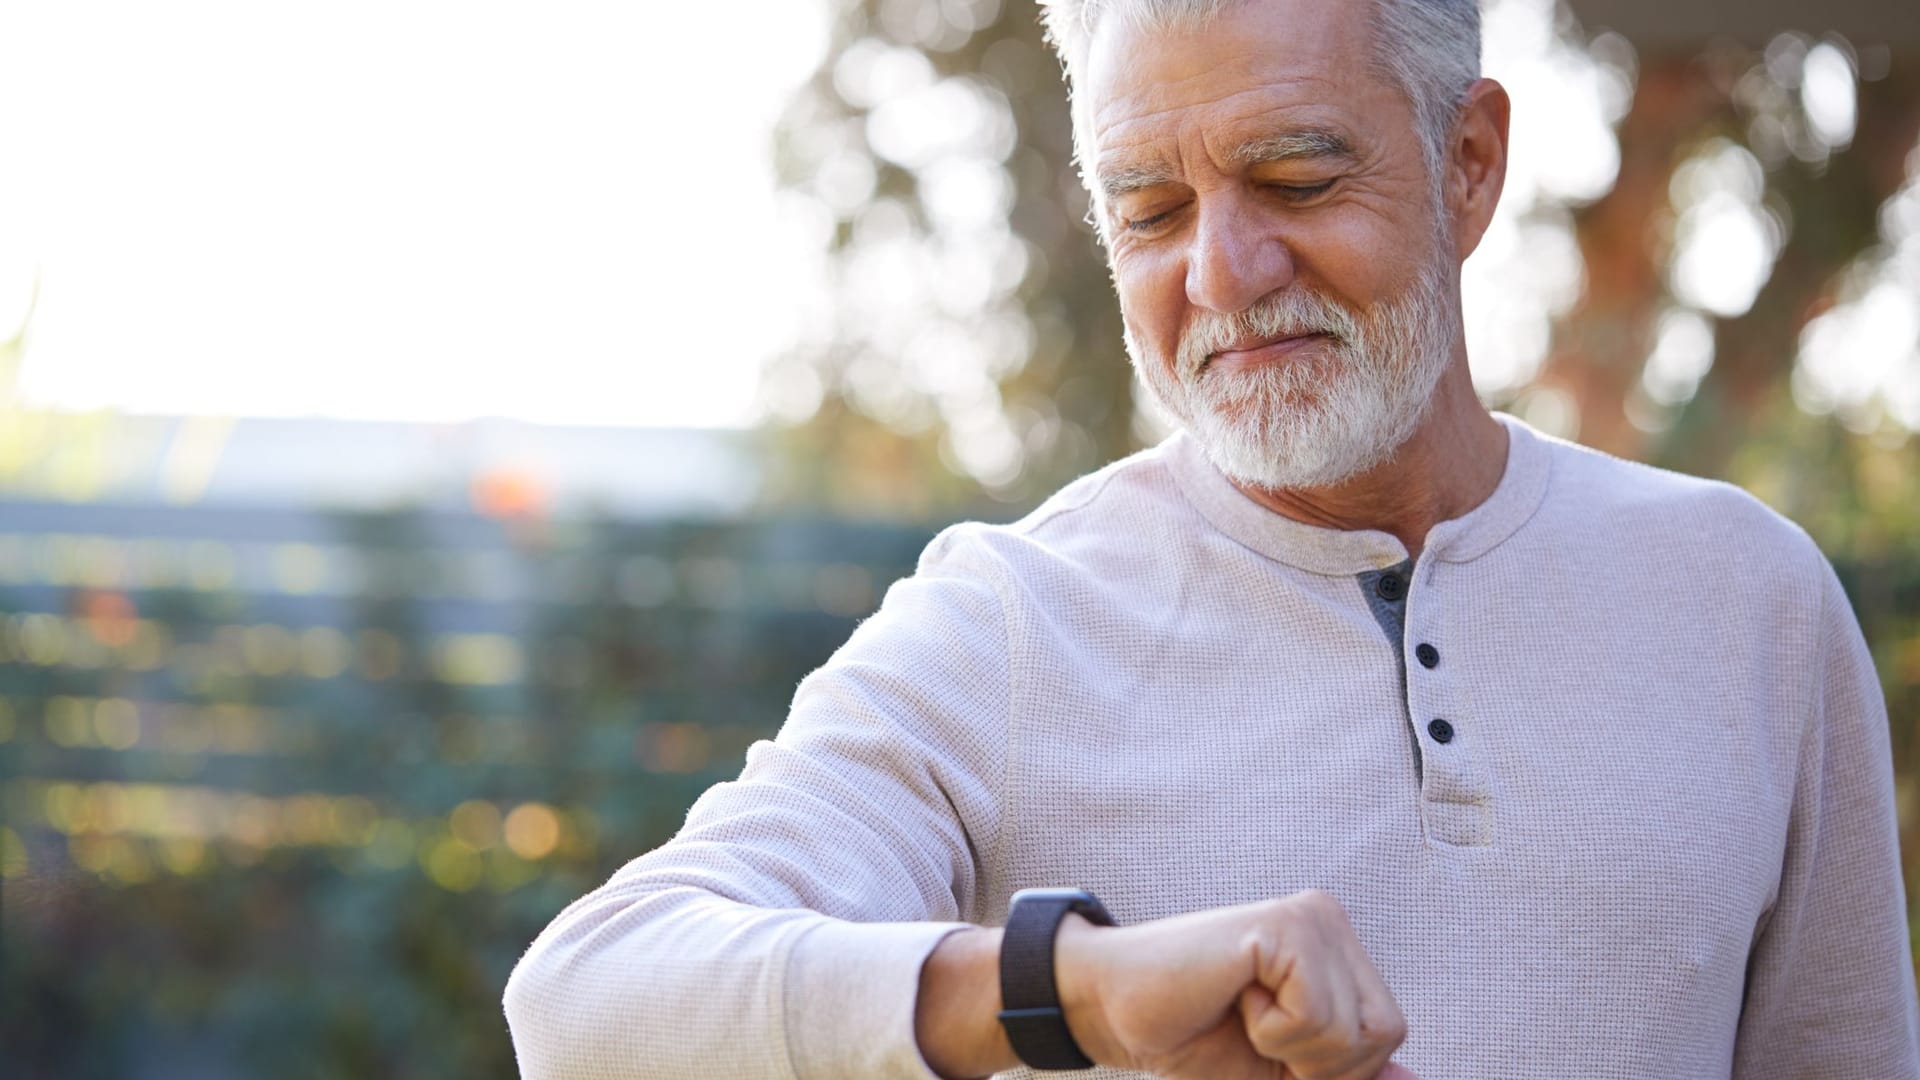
<box><xmin>1374</xmin><ymin>1065</ymin><xmax>1421</xmax><ymax>1080</ymax></box>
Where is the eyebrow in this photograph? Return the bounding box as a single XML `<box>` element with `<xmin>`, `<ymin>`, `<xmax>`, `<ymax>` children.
<box><xmin>1225</xmin><ymin>127</ymin><xmax>1356</xmax><ymax>168</ymax></box>
<box><xmin>1096</xmin><ymin>126</ymin><xmax>1358</xmax><ymax>204</ymax></box>
<box><xmin>1097</xmin><ymin>161</ymin><xmax>1180</xmax><ymax>203</ymax></box>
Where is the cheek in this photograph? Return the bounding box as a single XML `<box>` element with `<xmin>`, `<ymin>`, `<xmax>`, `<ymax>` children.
<box><xmin>1294</xmin><ymin>209</ymin><xmax>1431</xmax><ymax>309</ymax></box>
<box><xmin>1111</xmin><ymin>249</ymin><xmax>1188</xmax><ymax>361</ymax></box>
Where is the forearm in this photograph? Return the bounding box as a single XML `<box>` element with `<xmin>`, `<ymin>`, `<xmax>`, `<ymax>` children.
<box><xmin>506</xmin><ymin>880</ymin><xmax>970</xmax><ymax>1080</ymax></box>
<box><xmin>916</xmin><ymin>927</ymin><xmax>1019</xmax><ymax>1079</ymax></box>
<box><xmin>504</xmin><ymin>884</ymin><xmax>816</xmax><ymax>1078</ymax></box>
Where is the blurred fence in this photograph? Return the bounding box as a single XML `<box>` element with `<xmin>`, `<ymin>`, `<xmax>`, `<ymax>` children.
<box><xmin>0</xmin><ymin>499</ymin><xmax>1914</xmax><ymax>1078</ymax></box>
<box><xmin>0</xmin><ymin>499</ymin><xmax>939</xmax><ymax>1078</ymax></box>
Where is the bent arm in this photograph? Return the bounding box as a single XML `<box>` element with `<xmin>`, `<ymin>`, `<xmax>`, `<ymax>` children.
<box><xmin>1731</xmin><ymin>560</ymin><xmax>1920</xmax><ymax>1078</ymax></box>
<box><xmin>503</xmin><ymin>530</ymin><xmax>1010</xmax><ymax>1079</ymax></box>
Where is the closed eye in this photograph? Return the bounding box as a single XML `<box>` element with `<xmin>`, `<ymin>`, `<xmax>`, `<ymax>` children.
<box><xmin>1271</xmin><ymin>179</ymin><xmax>1337</xmax><ymax>201</ymax></box>
<box><xmin>1120</xmin><ymin>179</ymin><xmax>1336</xmax><ymax>234</ymax></box>
<box><xmin>1123</xmin><ymin>208</ymin><xmax>1180</xmax><ymax>234</ymax></box>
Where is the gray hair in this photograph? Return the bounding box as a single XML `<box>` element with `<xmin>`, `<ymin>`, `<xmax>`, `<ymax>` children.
<box><xmin>1038</xmin><ymin>0</ymin><xmax>1482</xmax><ymax>199</ymax></box>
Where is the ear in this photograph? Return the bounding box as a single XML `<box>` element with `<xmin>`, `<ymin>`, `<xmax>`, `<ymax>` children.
<box><xmin>1445</xmin><ymin>78</ymin><xmax>1511</xmax><ymax>262</ymax></box>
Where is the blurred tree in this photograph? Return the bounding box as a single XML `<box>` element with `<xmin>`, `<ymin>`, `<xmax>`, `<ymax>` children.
<box><xmin>757</xmin><ymin>0</ymin><xmax>1135</xmax><ymax>517</ymax></box>
<box><xmin>1531</xmin><ymin>41</ymin><xmax>1920</xmax><ymax>472</ymax></box>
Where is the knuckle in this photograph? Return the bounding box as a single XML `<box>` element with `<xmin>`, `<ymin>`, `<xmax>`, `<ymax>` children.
<box><xmin>1359</xmin><ymin>1007</ymin><xmax>1407</xmax><ymax>1050</ymax></box>
<box><xmin>1254</xmin><ymin>895</ymin><xmax>1295</xmax><ymax>924</ymax></box>
<box><xmin>1374</xmin><ymin>1001</ymin><xmax>1407</xmax><ymax>1040</ymax></box>
<box><xmin>1291</xmin><ymin>888</ymin><xmax>1335</xmax><ymax>912</ymax></box>
<box><xmin>1286</xmin><ymin>888</ymin><xmax>1350</xmax><ymax>925</ymax></box>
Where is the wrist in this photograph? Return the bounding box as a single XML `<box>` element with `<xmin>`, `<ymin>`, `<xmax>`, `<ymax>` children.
<box><xmin>1052</xmin><ymin>913</ymin><xmax>1121</xmax><ymax>1066</ymax></box>
<box><xmin>916</xmin><ymin>927</ymin><xmax>1018</xmax><ymax>1080</ymax></box>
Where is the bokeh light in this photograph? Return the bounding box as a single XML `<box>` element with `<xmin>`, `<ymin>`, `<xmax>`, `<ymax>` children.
<box><xmin>1462</xmin><ymin>0</ymin><xmax>1634</xmax><ymax>408</ymax></box>
<box><xmin>1667</xmin><ymin>139</ymin><xmax>1783</xmax><ymax>318</ymax></box>
<box><xmin>1794</xmin><ymin>139</ymin><xmax>1920</xmax><ymax>434</ymax></box>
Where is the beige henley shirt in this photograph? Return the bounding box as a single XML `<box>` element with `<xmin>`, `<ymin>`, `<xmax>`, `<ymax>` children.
<box><xmin>503</xmin><ymin>413</ymin><xmax>1920</xmax><ymax>1078</ymax></box>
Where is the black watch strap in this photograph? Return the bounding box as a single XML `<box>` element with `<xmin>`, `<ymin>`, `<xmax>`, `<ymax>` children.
<box><xmin>998</xmin><ymin>888</ymin><xmax>1116</xmax><ymax>1071</ymax></box>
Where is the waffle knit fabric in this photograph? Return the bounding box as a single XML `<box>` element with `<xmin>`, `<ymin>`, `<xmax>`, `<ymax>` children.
<box><xmin>503</xmin><ymin>413</ymin><xmax>1920</xmax><ymax>1078</ymax></box>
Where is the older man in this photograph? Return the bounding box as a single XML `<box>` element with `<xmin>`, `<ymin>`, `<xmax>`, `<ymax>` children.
<box><xmin>502</xmin><ymin>0</ymin><xmax>1920</xmax><ymax>1077</ymax></box>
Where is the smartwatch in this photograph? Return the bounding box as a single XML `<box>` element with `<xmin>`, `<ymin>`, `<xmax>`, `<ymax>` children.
<box><xmin>997</xmin><ymin>887</ymin><xmax>1116</xmax><ymax>1071</ymax></box>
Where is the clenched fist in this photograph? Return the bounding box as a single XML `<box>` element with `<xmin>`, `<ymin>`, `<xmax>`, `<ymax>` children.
<box><xmin>916</xmin><ymin>890</ymin><xmax>1413</xmax><ymax>1080</ymax></box>
<box><xmin>1056</xmin><ymin>890</ymin><xmax>1410</xmax><ymax>1079</ymax></box>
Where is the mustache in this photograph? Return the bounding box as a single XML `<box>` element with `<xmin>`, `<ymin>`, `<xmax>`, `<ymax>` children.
<box><xmin>1177</xmin><ymin>288</ymin><xmax>1362</xmax><ymax>377</ymax></box>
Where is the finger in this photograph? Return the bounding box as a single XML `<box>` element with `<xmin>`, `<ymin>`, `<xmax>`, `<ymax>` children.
<box><xmin>1374</xmin><ymin>1065</ymin><xmax>1421</xmax><ymax>1080</ymax></box>
<box><xmin>1247</xmin><ymin>924</ymin><xmax>1361</xmax><ymax>1073</ymax></box>
<box><xmin>1243</xmin><ymin>928</ymin><xmax>1328</xmax><ymax>1060</ymax></box>
<box><xmin>1298</xmin><ymin>907</ymin><xmax>1399</xmax><ymax>1080</ymax></box>
<box><xmin>1243</xmin><ymin>969</ymin><xmax>1319</xmax><ymax>1062</ymax></box>
<box><xmin>1290</xmin><ymin>917</ymin><xmax>1365</xmax><ymax>1077</ymax></box>
<box><xmin>1319</xmin><ymin>908</ymin><xmax>1386</xmax><ymax>1073</ymax></box>
<box><xmin>1159</xmin><ymin>996</ymin><xmax>1289</xmax><ymax>1080</ymax></box>
<box><xmin>1311</xmin><ymin>908</ymin><xmax>1364</xmax><ymax>1050</ymax></box>
<box><xmin>1239</xmin><ymin>981</ymin><xmax>1289</xmax><ymax>1061</ymax></box>
<box><xmin>1334</xmin><ymin>924</ymin><xmax>1405</xmax><ymax>1058</ymax></box>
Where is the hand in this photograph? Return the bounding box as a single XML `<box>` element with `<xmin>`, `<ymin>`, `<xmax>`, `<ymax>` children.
<box><xmin>1054</xmin><ymin>890</ymin><xmax>1411</xmax><ymax>1080</ymax></box>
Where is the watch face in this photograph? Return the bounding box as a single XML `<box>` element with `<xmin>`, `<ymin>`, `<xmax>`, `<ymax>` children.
<box><xmin>1009</xmin><ymin>887</ymin><xmax>1096</xmax><ymax>906</ymax></box>
<box><xmin>1009</xmin><ymin>887</ymin><xmax>1115</xmax><ymax>926</ymax></box>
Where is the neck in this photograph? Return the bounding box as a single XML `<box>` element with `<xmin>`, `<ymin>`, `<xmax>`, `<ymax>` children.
<box><xmin>1226</xmin><ymin>361</ymin><xmax>1508</xmax><ymax>563</ymax></box>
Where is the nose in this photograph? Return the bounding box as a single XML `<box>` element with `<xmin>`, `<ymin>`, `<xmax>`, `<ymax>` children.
<box><xmin>1184</xmin><ymin>195</ymin><xmax>1296</xmax><ymax>314</ymax></box>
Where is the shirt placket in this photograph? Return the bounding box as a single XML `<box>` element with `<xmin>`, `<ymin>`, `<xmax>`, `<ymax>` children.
<box><xmin>1402</xmin><ymin>560</ymin><xmax>1494</xmax><ymax>848</ymax></box>
<box><xmin>1357</xmin><ymin>559</ymin><xmax>1496</xmax><ymax>849</ymax></box>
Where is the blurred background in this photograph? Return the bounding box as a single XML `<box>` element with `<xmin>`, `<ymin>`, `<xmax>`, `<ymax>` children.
<box><xmin>1</xmin><ymin>0</ymin><xmax>1916</xmax><ymax>1075</ymax></box>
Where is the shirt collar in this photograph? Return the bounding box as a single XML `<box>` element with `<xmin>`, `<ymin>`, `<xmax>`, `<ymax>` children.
<box><xmin>1162</xmin><ymin>411</ymin><xmax>1554</xmax><ymax>576</ymax></box>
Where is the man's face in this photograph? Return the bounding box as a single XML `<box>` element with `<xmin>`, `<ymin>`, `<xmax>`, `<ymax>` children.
<box><xmin>1083</xmin><ymin>0</ymin><xmax>1462</xmax><ymax>490</ymax></box>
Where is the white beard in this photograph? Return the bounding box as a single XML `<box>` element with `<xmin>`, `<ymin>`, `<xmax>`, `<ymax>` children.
<box><xmin>1126</xmin><ymin>253</ymin><xmax>1460</xmax><ymax>491</ymax></box>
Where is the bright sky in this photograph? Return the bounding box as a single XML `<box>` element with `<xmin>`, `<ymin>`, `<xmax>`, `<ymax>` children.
<box><xmin>0</xmin><ymin>0</ymin><xmax>826</xmax><ymax>427</ymax></box>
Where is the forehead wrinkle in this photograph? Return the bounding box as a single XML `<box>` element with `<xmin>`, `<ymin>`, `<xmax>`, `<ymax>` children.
<box><xmin>1088</xmin><ymin>77</ymin><xmax>1354</xmax><ymax>189</ymax></box>
<box><xmin>1090</xmin><ymin>76</ymin><xmax>1345</xmax><ymax>146</ymax></box>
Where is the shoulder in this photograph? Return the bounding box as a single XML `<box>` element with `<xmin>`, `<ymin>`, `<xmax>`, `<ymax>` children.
<box><xmin>913</xmin><ymin>438</ymin><xmax>1195</xmax><ymax>589</ymax></box>
<box><xmin>1520</xmin><ymin>418</ymin><xmax>1830</xmax><ymax>607</ymax></box>
<box><xmin>848</xmin><ymin>444</ymin><xmax>1182</xmax><ymax>653</ymax></box>
<box><xmin>1527</xmin><ymin>420</ymin><xmax>1821</xmax><ymax>565</ymax></box>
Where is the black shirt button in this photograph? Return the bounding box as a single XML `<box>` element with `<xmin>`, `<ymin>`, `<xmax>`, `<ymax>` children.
<box><xmin>1427</xmin><ymin>718</ymin><xmax>1455</xmax><ymax>744</ymax></box>
<box><xmin>1415</xmin><ymin>643</ymin><xmax>1440</xmax><ymax>669</ymax></box>
<box><xmin>1375</xmin><ymin>573</ymin><xmax>1405</xmax><ymax>602</ymax></box>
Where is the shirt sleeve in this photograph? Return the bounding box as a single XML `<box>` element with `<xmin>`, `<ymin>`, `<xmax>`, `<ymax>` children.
<box><xmin>501</xmin><ymin>527</ymin><xmax>1010</xmax><ymax>1080</ymax></box>
<box><xmin>1730</xmin><ymin>558</ymin><xmax>1920</xmax><ymax>1078</ymax></box>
